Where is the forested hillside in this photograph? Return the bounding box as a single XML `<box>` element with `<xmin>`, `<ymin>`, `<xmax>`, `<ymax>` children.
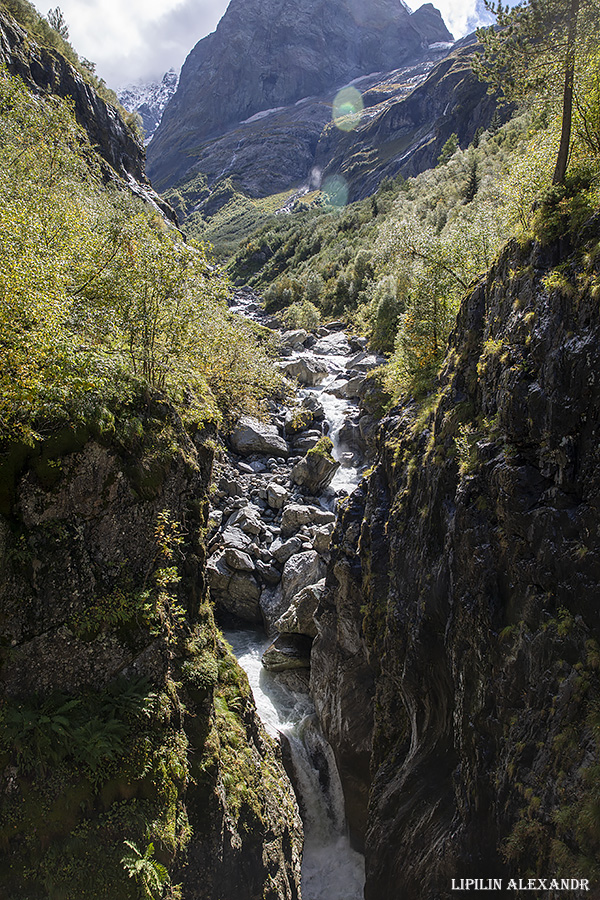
<box><xmin>0</xmin><ymin>6</ymin><xmax>302</xmax><ymax>899</ymax></box>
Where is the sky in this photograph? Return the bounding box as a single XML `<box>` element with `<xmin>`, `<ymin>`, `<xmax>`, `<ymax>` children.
<box><xmin>32</xmin><ymin>0</ymin><xmax>494</xmax><ymax>90</ymax></box>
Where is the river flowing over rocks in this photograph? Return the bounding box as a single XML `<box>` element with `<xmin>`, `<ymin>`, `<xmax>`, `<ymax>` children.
<box><xmin>207</xmin><ymin>288</ymin><xmax>385</xmax><ymax>898</ymax></box>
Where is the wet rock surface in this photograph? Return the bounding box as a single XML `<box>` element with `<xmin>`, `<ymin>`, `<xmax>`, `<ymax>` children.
<box><xmin>209</xmin><ymin>289</ymin><xmax>379</xmax><ymax>671</ymax></box>
<box><xmin>311</xmin><ymin>222</ymin><xmax>600</xmax><ymax>897</ymax></box>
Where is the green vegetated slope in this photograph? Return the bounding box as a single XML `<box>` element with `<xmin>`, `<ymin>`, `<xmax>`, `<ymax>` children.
<box><xmin>229</xmin><ymin>92</ymin><xmax>599</xmax><ymax>392</ymax></box>
<box><xmin>0</xmin><ymin>11</ymin><xmax>302</xmax><ymax>900</ymax></box>
<box><xmin>0</xmin><ymin>65</ymin><xmax>280</xmax><ymax>448</ymax></box>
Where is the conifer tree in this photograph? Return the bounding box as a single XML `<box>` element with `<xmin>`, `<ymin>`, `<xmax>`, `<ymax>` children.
<box><xmin>463</xmin><ymin>159</ymin><xmax>479</xmax><ymax>202</ymax></box>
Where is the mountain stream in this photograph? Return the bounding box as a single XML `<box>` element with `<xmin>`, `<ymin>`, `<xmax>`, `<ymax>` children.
<box><xmin>216</xmin><ymin>291</ymin><xmax>379</xmax><ymax>898</ymax></box>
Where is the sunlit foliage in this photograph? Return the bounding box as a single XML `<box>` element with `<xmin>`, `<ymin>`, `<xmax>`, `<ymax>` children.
<box><xmin>0</xmin><ymin>67</ymin><xmax>280</xmax><ymax>443</ymax></box>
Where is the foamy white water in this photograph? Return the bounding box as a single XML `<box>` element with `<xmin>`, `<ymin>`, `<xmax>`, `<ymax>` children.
<box><xmin>223</xmin><ymin>628</ymin><xmax>366</xmax><ymax>900</ymax></box>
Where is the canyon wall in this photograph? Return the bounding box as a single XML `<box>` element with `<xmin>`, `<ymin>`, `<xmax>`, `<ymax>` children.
<box><xmin>312</xmin><ymin>212</ymin><xmax>600</xmax><ymax>897</ymax></box>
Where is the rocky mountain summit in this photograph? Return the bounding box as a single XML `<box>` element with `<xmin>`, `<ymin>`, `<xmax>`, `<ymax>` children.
<box><xmin>119</xmin><ymin>69</ymin><xmax>179</xmax><ymax>144</ymax></box>
<box><xmin>147</xmin><ymin>0</ymin><xmax>453</xmax><ymax>194</ymax></box>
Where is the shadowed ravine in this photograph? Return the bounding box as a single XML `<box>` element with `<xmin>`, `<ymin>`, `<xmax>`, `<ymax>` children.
<box><xmin>214</xmin><ymin>290</ymin><xmax>375</xmax><ymax>897</ymax></box>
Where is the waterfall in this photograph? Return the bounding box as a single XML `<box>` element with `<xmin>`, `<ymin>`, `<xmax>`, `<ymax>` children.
<box><xmin>223</xmin><ymin>628</ymin><xmax>366</xmax><ymax>900</ymax></box>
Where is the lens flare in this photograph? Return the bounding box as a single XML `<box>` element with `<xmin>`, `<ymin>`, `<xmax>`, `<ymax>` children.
<box><xmin>322</xmin><ymin>175</ymin><xmax>349</xmax><ymax>210</ymax></box>
<box><xmin>332</xmin><ymin>86</ymin><xmax>364</xmax><ymax>132</ymax></box>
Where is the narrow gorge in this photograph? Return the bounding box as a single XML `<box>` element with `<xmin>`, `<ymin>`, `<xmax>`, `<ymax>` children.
<box><xmin>1</xmin><ymin>0</ymin><xmax>600</xmax><ymax>897</ymax></box>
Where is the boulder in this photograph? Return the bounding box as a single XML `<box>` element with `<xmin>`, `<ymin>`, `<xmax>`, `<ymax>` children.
<box><xmin>344</xmin><ymin>375</ymin><xmax>366</xmax><ymax>399</ymax></box>
<box><xmin>284</xmin><ymin>405</ymin><xmax>314</xmax><ymax>434</ymax></box>
<box><xmin>312</xmin><ymin>332</ymin><xmax>351</xmax><ymax>356</ymax></box>
<box><xmin>256</xmin><ymin>560</ymin><xmax>282</xmax><ymax>586</ymax></box>
<box><xmin>313</xmin><ymin>524</ymin><xmax>334</xmax><ymax>554</ymax></box>
<box><xmin>275</xmin><ymin>579</ymin><xmax>326</xmax><ymax>638</ymax></box>
<box><xmin>224</xmin><ymin>548</ymin><xmax>255</xmax><ymax>572</ymax></box>
<box><xmin>349</xmin><ymin>335</ymin><xmax>368</xmax><ymax>352</ymax></box>
<box><xmin>281</xmin><ymin>504</ymin><xmax>335</xmax><ymax>536</ymax></box>
<box><xmin>262</xmin><ymin>634</ymin><xmax>313</xmax><ymax>672</ymax></box>
<box><xmin>359</xmin><ymin>413</ymin><xmax>379</xmax><ymax>455</ymax></box>
<box><xmin>219</xmin><ymin>526</ymin><xmax>252</xmax><ymax>552</ymax></box>
<box><xmin>207</xmin><ymin>554</ymin><xmax>262</xmax><ymax>622</ymax></box>
<box><xmin>338</xmin><ymin>416</ymin><xmax>366</xmax><ymax>453</ymax></box>
<box><xmin>302</xmin><ymin>394</ymin><xmax>325</xmax><ymax>420</ymax></box>
<box><xmin>330</xmin><ymin>379</ymin><xmax>349</xmax><ymax>399</ymax></box>
<box><xmin>267</xmin><ymin>482</ymin><xmax>289</xmax><ymax>510</ymax></box>
<box><xmin>260</xmin><ymin>585</ymin><xmax>287</xmax><ymax>631</ymax></box>
<box><xmin>291</xmin><ymin>443</ymin><xmax>340</xmax><ymax>495</ymax></box>
<box><xmin>207</xmin><ymin>509</ymin><xmax>223</xmax><ymax>534</ymax></box>
<box><xmin>281</xmin><ymin>356</ymin><xmax>329</xmax><ymax>386</ymax></box>
<box><xmin>281</xmin><ymin>551</ymin><xmax>326</xmax><ymax>605</ymax></box>
<box><xmin>218</xmin><ymin>475</ymin><xmax>244</xmax><ymax>497</ymax></box>
<box><xmin>345</xmin><ymin>351</ymin><xmax>384</xmax><ymax>373</ymax></box>
<box><xmin>229</xmin><ymin>506</ymin><xmax>262</xmax><ymax>535</ymax></box>
<box><xmin>292</xmin><ymin>432</ymin><xmax>323</xmax><ymax>453</ymax></box>
<box><xmin>230</xmin><ymin>415</ymin><xmax>289</xmax><ymax>458</ymax></box>
<box><xmin>281</xmin><ymin>329</ymin><xmax>309</xmax><ymax>350</ymax></box>
<box><xmin>272</xmin><ymin>536</ymin><xmax>304</xmax><ymax>564</ymax></box>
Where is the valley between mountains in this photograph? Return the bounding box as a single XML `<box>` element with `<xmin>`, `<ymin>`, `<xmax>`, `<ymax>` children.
<box><xmin>1</xmin><ymin>0</ymin><xmax>600</xmax><ymax>898</ymax></box>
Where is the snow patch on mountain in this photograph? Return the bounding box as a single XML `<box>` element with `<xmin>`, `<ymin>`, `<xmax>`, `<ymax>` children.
<box><xmin>119</xmin><ymin>69</ymin><xmax>179</xmax><ymax>145</ymax></box>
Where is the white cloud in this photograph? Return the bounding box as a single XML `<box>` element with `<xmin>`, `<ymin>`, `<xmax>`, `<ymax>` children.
<box><xmin>32</xmin><ymin>0</ymin><xmax>498</xmax><ymax>89</ymax></box>
<box><xmin>32</xmin><ymin>0</ymin><xmax>230</xmax><ymax>88</ymax></box>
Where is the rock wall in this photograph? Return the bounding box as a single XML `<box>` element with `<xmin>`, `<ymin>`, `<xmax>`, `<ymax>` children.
<box><xmin>311</xmin><ymin>213</ymin><xmax>600</xmax><ymax>896</ymax></box>
<box><xmin>0</xmin><ymin>396</ymin><xmax>302</xmax><ymax>900</ymax></box>
<box><xmin>0</xmin><ymin>10</ymin><xmax>176</xmax><ymax>221</ymax></box>
<box><xmin>315</xmin><ymin>44</ymin><xmax>500</xmax><ymax>202</ymax></box>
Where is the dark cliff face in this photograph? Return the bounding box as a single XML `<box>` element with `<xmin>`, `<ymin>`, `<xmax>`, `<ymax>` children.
<box><xmin>311</xmin><ymin>214</ymin><xmax>600</xmax><ymax>897</ymax></box>
<box><xmin>316</xmin><ymin>43</ymin><xmax>499</xmax><ymax>201</ymax></box>
<box><xmin>0</xmin><ymin>11</ymin><xmax>176</xmax><ymax>222</ymax></box>
<box><xmin>0</xmin><ymin>400</ymin><xmax>302</xmax><ymax>899</ymax></box>
<box><xmin>147</xmin><ymin>0</ymin><xmax>452</xmax><ymax>191</ymax></box>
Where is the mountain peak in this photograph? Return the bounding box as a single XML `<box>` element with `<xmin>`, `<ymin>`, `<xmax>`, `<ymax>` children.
<box><xmin>118</xmin><ymin>70</ymin><xmax>179</xmax><ymax>144</ymax></box>
<box><xmin>147</xmin><ymin>0</ymin><xmax>452</xmax><ymax>190</ymax></box>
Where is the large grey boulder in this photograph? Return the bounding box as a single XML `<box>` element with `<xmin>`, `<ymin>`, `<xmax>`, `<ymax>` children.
<box><xmin>230</xmin><ymin>415</ymin><xmax>289</xmax><ymax>458</ymax></box>
<box><xmin>292</xmin><ymin>431</ymin><xmax>323</xmax><ymax>453</ymax></box>
<box><xmin>302</xmin><ymin>393</ymin><xmax>325</xmax><ymax>420</ymax></box>
<box><xmin>292</xmin><ymin>446</ymin><xmax>339</xmax><ymax>495</ymax></box>
<box><xmin>312</xmin><ymin>333</ymin><xmax>351</xmax><ymax>356</ymax></box>
<box><xmin>281</xmin><ymin>329</ymin><xmax>309</xmax><ymax>350</ymax></box>
<box><xmin>345</xmin><ymin>351</ymin><xmax>385</xmax><ymax>373</ymax></box>
<box><xmin>229</xmin><ymin>505</ymin><xmax>262</xmax><ymax>535</ymax></box>
<box><xmin>275</xmin><ymin>579</ymin><xmax>326</xmax><ymax>638</ymax></box>
<box><xmin>267</xmin><ymin>483</ymin><xmax>289</xmax><ymax>510</ymax></box>
<box><xmin>282</xmin><ymin>551</ymin><xmax>326</xmax><ymax>606</ymax></box>
<box><xmin>281</xmin><ymin>356</ymin><xmax>329</xmax><ymax>386</ymax></box>
<box><xmin>217</xmin><ymin>526</ymin><xmax>252</xmax><ymax>552</ymax></box>
<box><xmin>312</xmin><ymin>524</ymin><xmax>334</xmax><ymax>555</ymax></box>
<box><xmin>272</xmin><ymin>536</ymin><xmax>304</xmax><ymax>564</ymax></box>
<box><xmin>344</xmin><ymin>375</ymin><xmax>367</xmax><ymax>398</ymax></box>
<box><xmin>281</xmin><ymin>504</ymin><xmax>335</xmax><ymax>536</ymax></box>
<box><xmin>207</xmin><ymin>553</ymin><xmax>262</xmax><ymax>622</ymax></box>
<box><xmin>284</xmin><ymin>405</ymin><xmax>314</xmax><ymax>435</ymax></box>
<box><xmin>256</xmin><ymin>559</ymin><xmax>282</xmax><ymax>586</ymax></box>
<box><xmin>260</xmin><ymin>585</ymin><xmax>286</xmax><ymax>631</ymax></box>
<box><xmin>224</xmin><ymin>548</ymin><xmax>255</xmax><ymax>572</ymax></box>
